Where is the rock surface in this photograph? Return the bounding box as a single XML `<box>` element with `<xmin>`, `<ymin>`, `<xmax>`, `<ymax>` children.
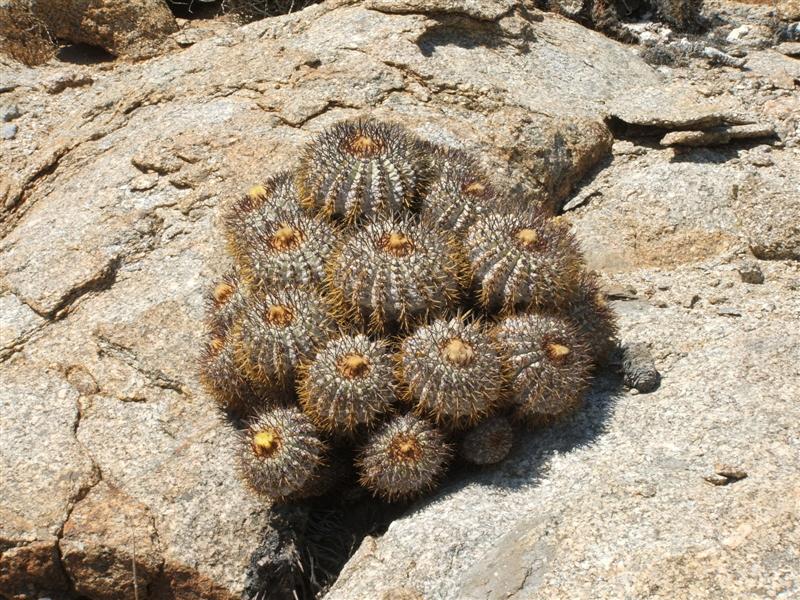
<box><xmin>28</xmin><ymin>0</ymin><xmax>179</xmax><ymax>60</ymax></box>
<box><xmin>0</xmin><ymin>0</ymin><xmax>798</xmax><ymax>598</ymax></box>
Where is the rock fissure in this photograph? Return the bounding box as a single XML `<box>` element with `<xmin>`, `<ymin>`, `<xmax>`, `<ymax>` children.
<box><xmin>94</xmin><ymin>334</ymin><xmax>188</xmax><ymax>396</ymax></box>
<box><xmin>43</xmin><ymin>256</ymin><xmax>122</xmax><ymax>321</ymax></box>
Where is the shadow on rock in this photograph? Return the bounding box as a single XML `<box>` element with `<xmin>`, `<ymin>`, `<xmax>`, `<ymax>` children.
<box><xmin>242</xmin><ymin>373</ymin><xmax>622</xmax><ymax>600</ymax></box>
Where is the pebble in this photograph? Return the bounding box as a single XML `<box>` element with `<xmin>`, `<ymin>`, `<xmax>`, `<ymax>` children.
<box><xmin>1</xmin><ymin>104</ymin><xmax>20</xmax><ymax>122</ymax></box>
<box><xmin>717</xmin><ymin>306</ymin><xmax>742</xmax><ymax>317</ymax></box>
<box><xmin>737</xmin><ymin>262</ymin><xmax>764</xmax><ymax>284</ymax></box>
<box><xmin>604</xmin><ymin>284</ymin><xmax>638</xmax><ymax>300</ymax></box>
<box><xmin>705</xmin><ymin>464</ymin><xmax>748</xmax><ymax>486</ymax></box>
<box><xmin>747</xmin><ymin>154</ymin><xmax>773</xmax><ymax>167</ymax></box>
<box><xmin>621</xmin><ymin>342</ymin><xmax>660</xmax><ymax>393</ymax></box>
<box><xmin>1</xmin><ymin>124</ymin><xmax>18</xmax><ymax>140</ymax></box>
<box><xmin>727</xmin><ymin>25</ymin><xmax>750</xmax><ymax>43</ymax></box>
<box><xmin>130</xmin><ymin>173</ymin><xmax>159</xmax><ymax>192</ymax></box>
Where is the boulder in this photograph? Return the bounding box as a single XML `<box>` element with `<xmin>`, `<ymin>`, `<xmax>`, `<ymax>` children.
<box><xmin>28</xmin><ymin>0</ymin><xmax>179</xmax><ymax>60</ymax></box>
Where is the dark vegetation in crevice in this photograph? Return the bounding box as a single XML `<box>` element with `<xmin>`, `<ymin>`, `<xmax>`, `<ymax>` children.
<box><xmin>56</xmin><ymin>43</ymin><xmax>115</xmax><ymax>65</ymax></box>
<box><xmin>242</xmin><ymin>493</ymin><xmax>406</xmax><ymax>600</ymax></box>
<box><xmin>166</xmin><ymin>0</ymin><xmax>224</xmax><ymax>19</ymax></box>
<box><xmin>532</xmin><ymin>0</ymin><xmax>707</xmax><ymax>43</ymax></box>
<box><xmin>166</xmin><ymin>0</ymin><xmax>321</xmax><ymax>22</ymax></box>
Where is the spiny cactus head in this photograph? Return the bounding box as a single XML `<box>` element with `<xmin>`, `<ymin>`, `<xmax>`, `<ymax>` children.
<box><xmin>204</xmin><ymin>270</ymin><xmax>247</xmax><ymax>337</ymax></box>
<box><xmin>222</xmin><ymin>171</ymin><xmax>303</xmax><ymax>257</ymax></box>
<box><xmin>357</xmin><ymin>414</ymin><xmax>451</xmax><ymax>501</ymax></box>
<box><xmin>566</xmin><ymin>272</ymin><xmax>619</xmax><ymax>367</ymax></box>
<box><xmin>199</xmin><ymin>331</ymin><xmax>281</xmax><ymax>417</ymax></box>
<box><xmin>493</xmin><ymin>313</ymin><xmax>593</xmax><ymax>425</ymax></box>
<box><xmin>297</xmin><ymin>119</ymin><xmax>428</xmax><ymax>223</ymax></box>
<box><xmin>200</xmin><ymin>334</ymin><xmax>248</xmax><ymax>413</ymax></box>
<box><xmin>234</xmin><ymin>287</ymin><xmax>336</xmax><ymax>388</ymax></box>
<box><xmin>237</xmin><ymin>211</ymin><xmax>339</xmax><ymax>294</ymax></box>
<box><xmin>421</xmin><ymin>148</ymin><xmax>499</xmax><ymax>234</ymax></box>
<box><xmin>237</xmin><ymin>406</ymin><xmax>328</xmax><ymax>502</ymax></box>
<box><xmin>466</xmin><ymin>208</ymin><xmax>584</xmax><ymax>314</ymax></box>
<box><xmin>459</xmin><ymin>415</ymin><xmax>514</xmax><ymax>465</ymax></box>
<box><xmin>299</xmin><ymin>334</ymin><xmax>396</xmax><ymax>435</ymax></box>
<box><xmin>398</xmin><ymin>315</ymin><xmax>503</xmax><ymax>429</ymax></box>
<box><xmin>327</xmin><ymin>214</ymin><xmax>466</xmax><ymax>333</ymax></box>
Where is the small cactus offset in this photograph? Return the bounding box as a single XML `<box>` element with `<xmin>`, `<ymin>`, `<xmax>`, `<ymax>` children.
<box><xmin>199</xmin><ymin>116</ymin><xmax>618</xmax><ymax>504</ymax></box>
<box><xmin>237</xmin><ymin>406</ymin><xmax>328</xmax><ymax>501</ymax></box>
<box><xmin>459</xmin><ymin>415</ymin><xmax>515</xmax><ymax>466</ymax></box>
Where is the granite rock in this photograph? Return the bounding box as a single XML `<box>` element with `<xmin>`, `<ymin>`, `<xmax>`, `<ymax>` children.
<box><xmin>0</xmin><ymin>0</ymin><xmax>796</xmax><ymax>598</ymax></box>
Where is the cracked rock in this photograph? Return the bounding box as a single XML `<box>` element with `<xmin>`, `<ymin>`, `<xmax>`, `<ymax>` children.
<box><xmin>735</xmin><ymin>172</ymin><xmax>800</xmax><ymax>261</ymax></box>
<box><xmin>0</xmin><ymin>367</ymin><xmax>97</xmax><ymax>599</ymax></box>
<box><xmin>61</xmin><ymin>482</ymin><xmax>162</xmax><ymax>600</ymax></box>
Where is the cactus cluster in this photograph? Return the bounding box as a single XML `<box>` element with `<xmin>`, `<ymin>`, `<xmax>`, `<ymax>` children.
<box><xmin>200</xmin><ymin>118</ymin><xmax>618</xmax><ymax>503</ymax></box>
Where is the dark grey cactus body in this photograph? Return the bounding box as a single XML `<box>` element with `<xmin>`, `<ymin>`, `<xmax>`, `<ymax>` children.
<box><xmin>297</xmin><ymin>120</ymin><xmax>426</xmax><ymax>223</ymax></box>
<box><xmin>238</xmin><ymin>406</ymin><xmax>327</xmax><ymax>502</ymax></box>
<box><xmin>300</xmin><ymin>334</ymin><xmax>396</xmax><ymax>434</ymax></box>
<box><xmin>357</xmin><ymin>414</ymin><xmax>451</xmax><ymax>501</ymax></box>
<box><xmin>399</xmin><ymin>316</ymin><xmax>503</xmax><ymax>429</ymax></box>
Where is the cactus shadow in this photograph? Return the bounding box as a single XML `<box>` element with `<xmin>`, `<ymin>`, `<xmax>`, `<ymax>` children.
<box><xmin>442</xmin><ymin>371</ymin><xmax>623</xmax><ymax>496</ymax></box>
<box><xmin>243</xmin><ymin>374</ymin><xmax>622</xmax><ymax>600</ymax></box>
